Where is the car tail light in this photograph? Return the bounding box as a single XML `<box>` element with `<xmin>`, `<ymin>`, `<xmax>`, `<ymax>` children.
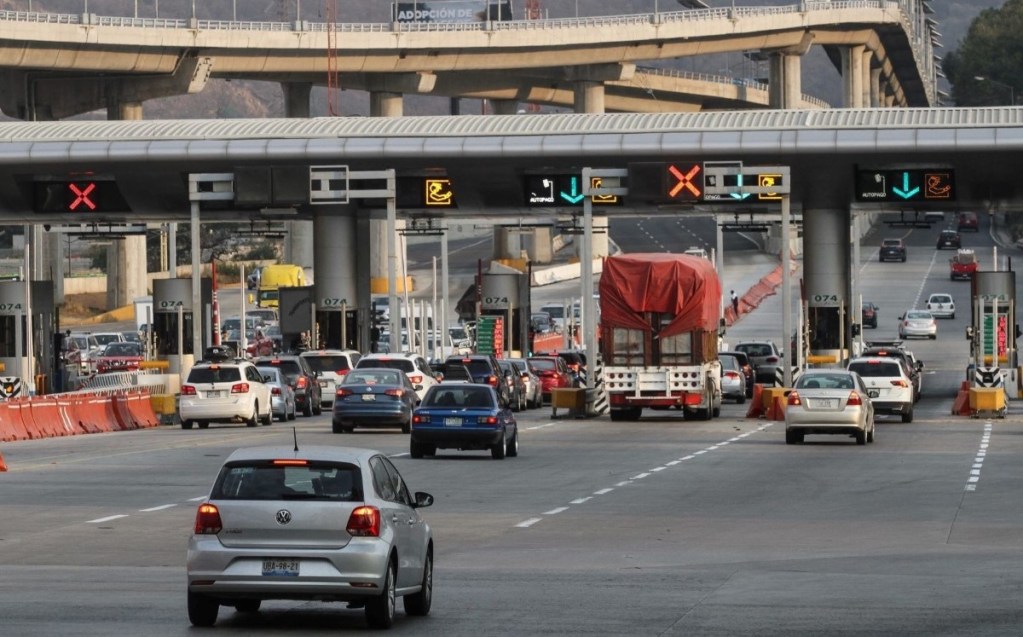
<box><xmin>413</xmin><ymin>414</ymin><xmax>425</xmax><ymax>424</ymax></box>
<box><xmin>194</xmin><ymin>503</ymin><xmax>222</xmax><ymax>535</ymax></box>
<box><xmin>723</xmin><ymin>371</ymin><xmax>740</xmax><ymax>380</ymax></box>
<box><xmin>847</xmin><ymin>391</ymin><xmax>862</xmax><ymax>406</ymax></box>
<box><xmin>486</xmin><ymin>375</ymin><xmax>498</xmax><ymax>386</ymax></box>
<box><xmin>273</xmin><ymin>459</ymin><xmax>308</xmax><ymax>466</ymax></box>
<box><xmin>296</xmin><ymin>376</ymin><xmax>308</xmax><ymax>389</ymax></box>
<box><xmin>477</xmin><ymin>415</ymin><xmax>499</xmax><ymax>425</ymax></box>
<box><xmin>231</xmin><ymin>382</ymin><xmax>250</xmax><ymax>394</ymax></box>
<box><xmin>181</xmin><ymin>385</ymin><xmax>197</xmax><ymax>396</ymax></box>
<box><xmin>336</xmin><ymin>388</ymin><xmax>353</xmax><ymax>397</ymax></box>
<box><xmin>539</xmin><ymin>370</ymin><xmax>555</xmax><ymax>377</ymax></box>
<box><xmin>337</xmin><ymin>369</ymin><xmax>349</xmax><ymax>376</ymax></box>
<box><xmin>347</xmin><ymin>506</ymin><xmax>381</xmax><ymax>537</ymax></box>
<box><xmin>890</xmin><ymin>379</ymin><xmax>909</xmax><ymax>388</ymax></box>
<box><xmin>765</xmin><ymin>356</ymin><xmax>779</xmax><ymax>364</ymax></box>
<box><xmin>409</xmin><ymin>374</ymin><xmax>423</xmax><ymax>384</ymax></box>
<box><xmin>384</xmin><ymin>388</ymin><xmax>404</xmax><ymax>397</ymax></box>
<box><xmin>271</xmin><ymin>386</ymin><xmax>281</xmax><ymax>395</ymax></box>
<box><xmin>787</xmin><ymin>391</ymin><xmax>802</xmax><ymax>406</ymax></box>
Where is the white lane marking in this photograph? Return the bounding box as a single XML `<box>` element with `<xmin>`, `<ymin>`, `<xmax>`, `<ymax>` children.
<box><xmin>525</xmin><ymin>423</ymin><xmax>556</xmax><ymax>431</ymax></box>
<box><xmin>708</xmin><ymin>446</ymin><xmax>720</xmax><ymax>450</ymax></box>
<box><xmin>570</xmin><ymin>497</ymin><xmax>592</xmax><ymax>505</ymax></box>
<box><xmin>595</xmin><ymin>488</ymin><xmax>615</xmax><ymax>494</ymax></box>
<box><xmin>681</xmin><ymin>455</ymin><xmax>696</xmax><ymax>460</ymax></box>
<box><xmin>737</xmin><ymin>433</ymin><xmax>751</xmax><ymax>438</ymax></box>
<box><xmin>970</xmin><ymin>469</ymin><xmax>981</xmax><ymax>476</ymax></box>
<box><xmin>87</xmin><ymin>514</ymin><xmax>128</xmax><ymax>524</ymax></box>
<box><xmin>139</xmin><ymin>504</ymin><xmax>177</xmax><ymax>512</ymax></box>
<box><xmin>665</xmin><ymin>460</ymin><xmax>681</xmax><ymax>466</ymax></box>
<box><xmin>631</xmin><ymin>472</ymin><xmax>651</xmax><ymax>480</ymax></box>
<box><xmin>188</xmin><ymin>496</ymin><xmax>207</xmax><ymax>502</ymax></box>
<box><xmin>972</xmin><ymin>463</ymin><xmax>983</xmax><ymax>469</ymax></box>
<box><xmin>650</xmin><ymin>467</ymin><xmax>666</xmax><ymax>472</ymax></box>
<box><xmin>515</xmin><ymin>518</ymin><xmax>542</xmax><ymax>528</ymax></box>
<box><xmin>966</xmin><ymin>424</ymin><xmax>993</xmax><ymax>491</ymax></box>
<box><xmin>389</xmin><ymin>452</ymin><xmax>409</xmax><ymax>458</ymax></box>
<box><xmin>718</xmin><ymin>442</ymin><xmax>730</xmax><ymax>446</ymax></box>
<box><xmin>544</xmin><ymin>507</ymin><xmax>569</xmax><ymax>515</ymax></box>
<box><xmin>694</xmin><ymin>450</ymin><xmax>707</xmax><ymax>455</ymax></box>
<box><xmin>968</xmin><ymin>476</ymin><xmax>980</xmax><ymax>483</ymax></box>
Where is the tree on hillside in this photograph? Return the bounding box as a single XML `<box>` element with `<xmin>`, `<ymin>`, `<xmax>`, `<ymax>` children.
<box><xmin>944</xmin><ymin>0</ymin><xmax>1023</xmax><ymax>106</ymax></box>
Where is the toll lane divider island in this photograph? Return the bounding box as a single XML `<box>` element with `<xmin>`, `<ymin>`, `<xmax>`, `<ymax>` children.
<box><xmin>0</xmin><ymin>390</ymin><xmax>160</xmax><ymax>442</ymax></box>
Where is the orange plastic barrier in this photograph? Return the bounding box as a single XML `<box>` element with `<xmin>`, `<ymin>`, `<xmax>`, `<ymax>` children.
<box><xmin>121</xmin><ymin>392</ymin><xmax>160</xmax><ymax>429</ymax></box>
<box><xmin>746</xmin><ymin>384</ymin><xmax>764</xmax><ymax>419</ymax></box>
<box><xmin>65</xmin><ymin>394</ymin><xmax>111</xmax><ymax>434</ymax></box>
<box><xmin>532</xmin><ymin>332</ymin><xmax>566</xmax><ymax>354</ymax></box>
<box><xmin>111</xmin><ymin>394</ymin><xmax>135</xmax><ymax>430</ymax></box>
<box><xmin>765</xmin><ymin>394</ymin><xmax>787</xmax><ymax>421</ymax></box>
<box><xmin>0</xmin><ymin>400</ymin><xmax>31</xmax><ymax>441</ymax></box>
<box><xmin>0</xmin><ymin>449</ymin><xmax>6</xmax><ymax>471</ymax></box>
<box><xmin>28</xmin><ymin>397</ymin><xmax>71</xmax><ymax>438</ymax></box>
<box><xmin>952</xmin><ymin>381</ymin><xmax>973</xmax><ymax>416</ymax></box>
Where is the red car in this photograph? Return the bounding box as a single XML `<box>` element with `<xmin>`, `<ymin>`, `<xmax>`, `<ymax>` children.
<box><xmin>95</xmin><ymin>342</ymin><xmax>144</xmax><ymax>374</ymax></box>
<box><xmin>527</xmin><ymin>356</ymin><xmax>573</xmax><ymax>402</ymax></box>
<box><xmin>957</xmin><ymin>211</ymin><xmax>979</xmax><ymax>232</ymax></box>
<box><xmin>245</xmin><ymin>329</ymin><xmax>275</xmax><ymax>358</ymax></box>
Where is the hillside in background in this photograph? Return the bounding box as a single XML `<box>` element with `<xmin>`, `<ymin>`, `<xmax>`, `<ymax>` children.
<box><xmin>20</xmin><ymin>1</ymin><xmax>1006</xmax><ymax>117</ymax></box>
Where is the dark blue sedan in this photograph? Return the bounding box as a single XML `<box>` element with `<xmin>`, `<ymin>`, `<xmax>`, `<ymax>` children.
<box><xmin>332</xmin><ymin>368</ymin><xmax>418</xmax><ymax>434</ymax></box>
<box><xmin>410</xmin><ymin>384</ymin><xmax>518</xmax><ymax>460</ymax></box>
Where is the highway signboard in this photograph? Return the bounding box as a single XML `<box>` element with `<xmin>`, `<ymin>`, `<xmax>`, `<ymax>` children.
<box><xmin>854</xmin><ymin>168</ymin><xmax>956</xmax><ymax>203</ymax></box>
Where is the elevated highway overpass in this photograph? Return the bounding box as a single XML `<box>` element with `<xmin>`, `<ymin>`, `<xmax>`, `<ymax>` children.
<box><xmin>0</xmin><ymin>1</ymin><xmax>938</xmax><ymax>119</ymax></box>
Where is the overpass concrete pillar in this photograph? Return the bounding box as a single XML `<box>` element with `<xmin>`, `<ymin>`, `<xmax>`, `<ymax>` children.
<box><xmin>105</xmin><ymin>100</ymin><xmax>148</xmax><ymax>310</ymax></box>
<box><xmin>803</xmin><ymin>207</ymin><xmax>852</xmax><ymax>355</ymax></box>
<box><xmin>282</xmin><ymin>82</ymin><xmax>315</xmax><ymax>272</ymax></box>
<box><xmin>313</xmin><ymin>208</ymin><xmax>359</xmax><ymax>348</ymax></box>
<box><xmin>493</xmin><ymin>228</ymin><xmax>521</xmax><ymax>261</ymax></box>
<box><xmin>371</xmin><ymin>92</ymin><xmax>404</xmax><ymax>118</ymax></box>
<box><xmin>573</xmin><ymin>81</ymin><xmax>605</xmax><ymax>114</ymax></box>
<box><xmin>523</xmin><ymin>226</ymin><xmax>553</xmax><ymax>265</ymax></box>
<box><xmin>490</xmin><ymin>99</ymin><xmax>519</xmax><ymax>115</ymax></box>
<box><xmin>860</xmin><ymin>49</ymin><xmax>874</xmax><ymax>109</ymax></box>
<box><xmin>768</xmin><ymin>52</ymin><xmax>802</xmax><ymax>109</ymax></box>
<box><xmin>870</xmin><ymin>68</ymin><xmax>883</xmax><ymax>108</ymax></box>
<box><xmin>841</xmin><ymin>45</ymin><xmax>866</xmax><ymax>108</ymax></box>
<box><xmin>368</xmin><ymin>92</ymin><xmax>409</xmax><ymax>294</ymax></box>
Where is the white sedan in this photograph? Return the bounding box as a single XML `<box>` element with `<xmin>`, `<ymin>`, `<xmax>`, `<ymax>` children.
<box><xmin>785</xmin><ymin>370</ymin><xmax>875</xmax><ymax>445</ymax></box>
<box><xmin>898</xmin><ymin>309</ymin><xmax>937</xmax><ymax>340</ymax></box>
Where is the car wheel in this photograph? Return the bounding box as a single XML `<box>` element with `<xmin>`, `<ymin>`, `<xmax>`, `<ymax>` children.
<box><xmin>951</xmin><ymin>313</ymin><xmax>955</xmax><ymax>320</ymax></box>
<box><xmin>902</xmin><ymin>406</ymin><xmax>914</xmax><ymax>423</ymax></box>
<box><xmin>491</xmin><ymin>429</ymin><xmax>507</xmax><ymax>460</ymax></box>
<box><xmin>736</xmin><ymin>392</ymin><xmax>746</xmax><ymax>405</ymax></box>
<box><xmin>262</xmin><ymin>405</ymin><xmax>272</xmax><ymax>426</ymax></box>
<box><xmin>506</xmin><ymin>431</ymin><xmax>519</xmax><ymax>457</ymax></box>
<box><xmin>181</xmin><ymin>420</ymin><xmax>194</xmax><ymax>430</ymax></box>
<box><xmin>246</xmin><ymin>405</ymin><xmax>259</xmax><ymax>427</ymax></box>
<box><xmin>234</xmin><ymin>599</ymin><xmax>261</xmax><ymax>613</ymax></box>
<box><xmin>785</xmin><ymin>430</ymin><xmax>802</xmax><ymax>445</ymax></box>
<box><xmin>187</xmin><ymin>590</ymin><xmax>219</xmax><ymax>627</ymax></box>
<box><xmin>302</xmin><ymin>398</ymin><xmax>313</xmax><ymax>418</ymax></box>
<box><xmin>867</xmin><ymin>423</ymin><xmax>875</xmax><ymax>443</ymax></box>
<box><xmin>855</xmin><ymin>429</ymin><xmax>867</xmax><ymax>445</ymax></box>
<box><xmin>365</xmin><ymin>561</ymin><xmax>396</xmax><ymax>629</ymax></box>
<box><xmin>929</xmin><ymin>334</ymin><xmax>936</xmax><ymax>340</ymax></box>
<box><xmin>288</xmin><ymin>402</ymin><xmax>296</xmax><ymax>421</ymax></box>
<box><xmin>313</xmin><ymin>396</ymin><xmax>322</xmax><ymax>416</ymax></box>
<box><xmin>198</xmin><ymin>421</ymin><xmax>209</xmax><ymax>430</ymax></box>
<box><xmin>332</xmin><ymin>420</ymin><xmax>344</xmax><ymax>434</ymax></box>
<box><xmin>402</xmin><ymin>412</ymin><xmax>412</xmax><ymax>434</ymax></box>
<box><xmin>410</xmin><ymin>440</ymin><xmax>424</xmax><ymax>458</ymax></box>
<box><xmin>403</xmin><ymin>550</ymin><xmax>433</xmax><ymax>616</ymax></box>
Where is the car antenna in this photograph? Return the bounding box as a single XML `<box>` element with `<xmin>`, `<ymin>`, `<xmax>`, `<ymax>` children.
<box><xmin>293</xmin><ymin>427</ymin><xmax>299</xmax><ymax>452</ymax></box>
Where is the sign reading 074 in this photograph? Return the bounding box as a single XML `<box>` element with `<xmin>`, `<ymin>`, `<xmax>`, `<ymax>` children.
<box><xmin>33</xmin><ymin>180</ymin><xmax>131</xmax><ymax>213</ymax></box>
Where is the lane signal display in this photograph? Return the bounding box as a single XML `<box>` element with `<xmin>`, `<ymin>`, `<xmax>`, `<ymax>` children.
<box><xmin>626</xmin><ymin>161</ymin><xmax>703</xmax><ymax>203</ymax></box>
<box><xmin>33</xmin><ymin>180</ymin><xmax>131</xmax><ymax>213</ymax></box>
<box><xmin>854</xmin><ymin>168</ymin><xmax>956</xmax><ymax>202</ymax></box>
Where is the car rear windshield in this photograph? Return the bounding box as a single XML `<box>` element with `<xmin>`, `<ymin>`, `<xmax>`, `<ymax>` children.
<box><xmin>345</xmin><ymin>369</ymin><xmax>404</xmax><ymax>385</ymax></box>
<box><xmin>358</xmin><ymin>358</ymin><xmax>415</xmax><ymax>373</ymax></box>
<box><xmin>304</xmin><ymin>355</ymin><xmax>351</xmax><ymax>373</ymax></box>
<box><xmin>848</xmin><ymin>362</ymin><xmax>903</xmax><ymax>378</ymax></box>
<box><xmin>440</xmin><ymin>366</ymin><xmax>472</xmax><ymax>381</ymax></box>
<box><xmin>736</xmin><ymin>343</ymin><xmax>773</xmax><ymax>357</ymax></box>
<box><xmin>529</xmin><ymin>358</ymin><xmax>558</xmax><ymax>371</ymax></box>
<box><xmin>188</xmin><ymin>367</ymin><xmax>242</xmax><ymax>383</ymax></box>
<box><xmin>449</xmin><ymin>359</ymin><xmax>495</xmax><ymax>376</ymax></box>
<box><xmin>882</xmin><ymin>239</ymin><xmax>902</xmax><ymax>247</ymax></box>
<box><xmin>259</xmin><ymin>360</ymin><xmax>302</xmax><ymax>381</ymax></box>
<box><xmin>212</xmin><ymin>461</ymin><xmax>363</xmax><ymax>502</ymax></box>
<box><xmin>424</xmin><ymin>386</ymin><xmax>495</xmax><ymax>409</ymax></box>
<box><xmin>930</xmin><ymin>295</ymin><xmax>952</xmax><ymax>303</ymax></box>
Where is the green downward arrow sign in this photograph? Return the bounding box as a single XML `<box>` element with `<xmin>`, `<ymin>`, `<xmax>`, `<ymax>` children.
<box><xmin>892</xmin><ymin>172</ymin><xmax>920</xmax><ymax>199</ymax></box>
<box><xmin>559</xmin><ymin>177</ymin><xmax>585</xmax><ymax>204</ymax></box>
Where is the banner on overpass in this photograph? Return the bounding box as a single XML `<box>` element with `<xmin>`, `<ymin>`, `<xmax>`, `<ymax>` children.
<box><xmin>393</xmin><ymin>1</ymin><xmax>513</xmax><ymax>23</ymax></box>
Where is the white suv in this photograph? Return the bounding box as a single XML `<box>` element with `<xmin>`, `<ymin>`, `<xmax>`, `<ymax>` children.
<box><xmin>300</xmin><ymin>349</ymin><xmax>363</xmax><ymax>408</ymax></box>
<box><xmin>355</xmin><ymin>353</ymin><xmax>438</xmax><ymax>401</ymax></box>
<box><xmin>926</xmin><ymin>293</ymin><xmax>955</xmax><ymax>319</ymax></box>
<box><xmin>847</xmin><ymin>357</ymin><xmax>915</xmax><ymax>423</ymax></box>
<box><xmin>179</xmin><ymin>360</ymin><xmax>273</xmax><ymax>429</ymax></box>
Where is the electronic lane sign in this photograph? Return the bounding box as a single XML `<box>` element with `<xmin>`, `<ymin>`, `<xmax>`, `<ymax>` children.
<box><xmin>626</xmin><ymin>161</ymin><xmax>704</xmax><ymax>203</ymax></box>
<box><xmin>854</xmin><ymin>168</ymin><xmax>956</xmax><ymax>203</ymax></box>
<box><xmin>33</xmin><ymin>180</ymin><xmax>132</xmax><ymax>213</ymax></box>
<box><xmin>704</xmin><ymin>167</ymin><xmax>788</xmax><ymax>202</ymax></box>
<box><xmin>523</xmin><ymin>174</ymin><xmax>622</xmax><ymax>207</ymax></box>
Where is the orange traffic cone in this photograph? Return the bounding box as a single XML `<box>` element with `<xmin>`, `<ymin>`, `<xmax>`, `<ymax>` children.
<box><xmin>0</xmin><ymin>450</ymin><xmax>7</xmax><ymax>472</ymax></box>
<box><xmin>746</xmin><ymin>384</ymin><xmax>764</xmax><ymax>419</ymax></box>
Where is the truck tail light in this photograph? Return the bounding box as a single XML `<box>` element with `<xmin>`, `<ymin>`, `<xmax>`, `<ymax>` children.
<box><xmin>347</xmin><ymin>506</ymin><xmax>381</xmax><ymax>537</ymax></box>
<box><xmin>231</xmin><ymin>383</ymin><xmax>250</xmax><ymax>394</ymax></box>
<box><xmin>194</xmin><ymin>503</ymin><xmax>222</xmax><ymax>535</ymax></box>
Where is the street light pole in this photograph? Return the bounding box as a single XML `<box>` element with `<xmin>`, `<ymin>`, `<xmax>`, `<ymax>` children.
<box><xmin>975</xmin><ymin>75</ymin><xmax>1015</xmax><ymax>105</ymax></box>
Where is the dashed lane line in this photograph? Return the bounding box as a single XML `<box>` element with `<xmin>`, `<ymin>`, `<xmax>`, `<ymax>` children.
<box><xmin>139</xmin><ymin>504</ymin><xmax>177</xmax><ymax>512</ymax></box>
<box><xmin>965</xmin><ymin>422</ymin><xmax>993</xmax><ymax>492</ymax></box>
<box><xmin>86</xmin><ymin>514</ymin><xmax>128</xmax><ymax>524</ymax></box>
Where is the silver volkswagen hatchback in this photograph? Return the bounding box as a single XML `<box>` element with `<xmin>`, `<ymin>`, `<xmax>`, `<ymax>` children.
<box><xmin>187</xmin><ymin>445</ymin><xmax>434</xmax><ymax>629</ymax></box>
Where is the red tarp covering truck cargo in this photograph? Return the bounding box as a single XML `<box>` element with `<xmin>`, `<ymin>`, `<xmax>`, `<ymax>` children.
<box><xmin>599</xmin><ymin>254</ymin><xmax>723</xmax><ymax>422</ymax></box>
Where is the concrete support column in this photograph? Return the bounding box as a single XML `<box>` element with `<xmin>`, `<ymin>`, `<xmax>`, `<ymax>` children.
<box><xmin>356</xmin><ymin>216</ymin><xmax>373</xmax><ymax>353</ymax></box>
<box><xmin>106</xmin><ymin>101</ymin><xmax>148</xmax><ymax>309</ymax></box>
<box><xmin>493</xmin><ymin>228</ymin><xmax>521</xmax><ymax>260</ymax></box>
<box><xmin>803</xmin><ymin>208</ymin><xmax>851</xmax><ymax>353</ymax></box>
<box><xmin>283</xmin><ymin>82</ymin><xmax>314</xmax><ymax>272</ymax></box>
<box><xmin>860</xmin><ymin>49</ymin><xmax>874</xmax><ymax>109</ymax></box>
<box><xmin>870</xmin><ymin>68</ymin><xmax>883</xmax><ymax>108</ymax></box>
<box><xmin>523</xmin><ymin>226</ymin><xmax>553</xmax><ymax>265</ymax></box>
<box><xmin>490</xmin><ymin>99</ymin><xmax>519</xmax><ymax>115</ymax></box>
<box><xmin>282</xmin><ymin>82</ymin><xmax>312</xmax><ymax>118</ymax></box>
<box><xmin>313</xmin><ymin>208</ymin><xmax>357</xmax><ymax>347</ymax></box>
<box><xmin>573</xmin><ymin>81</ymin><xmax>605</xmax><ymax>114</ymax></box>
<box><xmin>841</xmin><ymin>45</ymin><xmax>866</xmax><ymax>108</ymax></box>
<box><xmin>768</xmin><ymin>52</ymin><xmax>802</xmax><ymax>109</ymax></box>
<box><xmin>370</xmin><ymin>91</ymin><xmax>404</xmax><ymax>118</ymax></box>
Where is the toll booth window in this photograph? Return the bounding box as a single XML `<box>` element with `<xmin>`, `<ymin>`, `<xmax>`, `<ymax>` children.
<box><xmin>810</xmin><ymin>307</ymin><xmax>842</xmax><ymax>350</ymax></box>
<box><xmin>0</xmin><ymin>316</ymin><xmax>22</xmax><ymax>356</ymax></box>
<box><xmin>155</xmin><ymin>313</ymin><xmax>196</xmax><ymax>356</ymax></box>
<box><xmin>611</xmin><ymin>328</ymin><xmax>644</xmax><ymax>366</ymax></box>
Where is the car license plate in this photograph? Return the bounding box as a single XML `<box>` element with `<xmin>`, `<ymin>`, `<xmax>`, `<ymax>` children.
<box><xmin>262</xmin><ymin>559</ymin><xmax>299</xmax><ymax>577</ymax></box>
<box><xmin>206</xmin><ymin>390</ymin><xmax>222</xmax><ymax>398</ymax></box>
<box><xmin>819</xmin><ymin>399</ymin><xmax>838</xmax><ymax>409</ymax></box>
<box><xmin>362</xmin><ymin>394</ymin><xmax>376</xmax><ymax>401</ymax></box>
<box><xmin>867</xmin><ymin>389</ymin><xmax>880</xmax><ymax>398</ymax></box>
<box><xmin>444</xmin><ymin>417</ymin><xmax>462</xmax><ymax>426</ymax></box>
<box><xmin>319</xmin><ymin>381</ymin><xmax>328</xmax><ymax>388</ymax></box>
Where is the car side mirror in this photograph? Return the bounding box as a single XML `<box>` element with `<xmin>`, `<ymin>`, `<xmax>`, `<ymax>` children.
<box><xmin>916</xmin><ymin>361</ymin><xmax>924</xmax><ymax>371</ymax></box>
<box><xmin>413</xmin><ymin>492</ymin><xmax>434</xmax><ymax>508</ymax></box>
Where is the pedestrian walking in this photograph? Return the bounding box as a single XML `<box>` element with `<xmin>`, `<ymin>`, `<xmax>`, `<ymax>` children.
<box><xmin>730</xmin><ymin>290</ymin><xmax>739</xmax><ymax>315</ymax></box>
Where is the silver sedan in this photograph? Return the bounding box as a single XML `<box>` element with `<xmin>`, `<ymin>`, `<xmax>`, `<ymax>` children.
<box><xmin>187</xmin><ymin>445</ymin><xmax>434</xmax><ymax>629</ymax></box>
<box><xmin>784</xmin><ymin>370</ymin><xmax>875</xmax><ymax>445</ymax></box>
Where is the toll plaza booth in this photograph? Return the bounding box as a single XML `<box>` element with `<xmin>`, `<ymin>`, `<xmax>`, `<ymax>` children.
<box><xmin>480</xmin><ymin>271</ymin><xmax>530</xmax><ymax>357</ymax></box>
<box><xmin>0</xmin><ymin>279</ymin><xmax>55</xmax><ymax>396</ymax></box>
<box><xmin>280</xmin><ymin>286</ymin><xmax>316</xmax><ymax>353</ymax></box>
<box><xmin>313</xmin><ymin>290</ymin><xmax>360</xmax><ymax>352</ymax></box>
<box><xmin>152</xmin><ymin>278</ymin><xmax>212</xmax><ymax>378</ymax></box>
<box><xmin>969</xmin><ymin>271</ymin><xmax>1017</xmax><ymax>391</ymax></box>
